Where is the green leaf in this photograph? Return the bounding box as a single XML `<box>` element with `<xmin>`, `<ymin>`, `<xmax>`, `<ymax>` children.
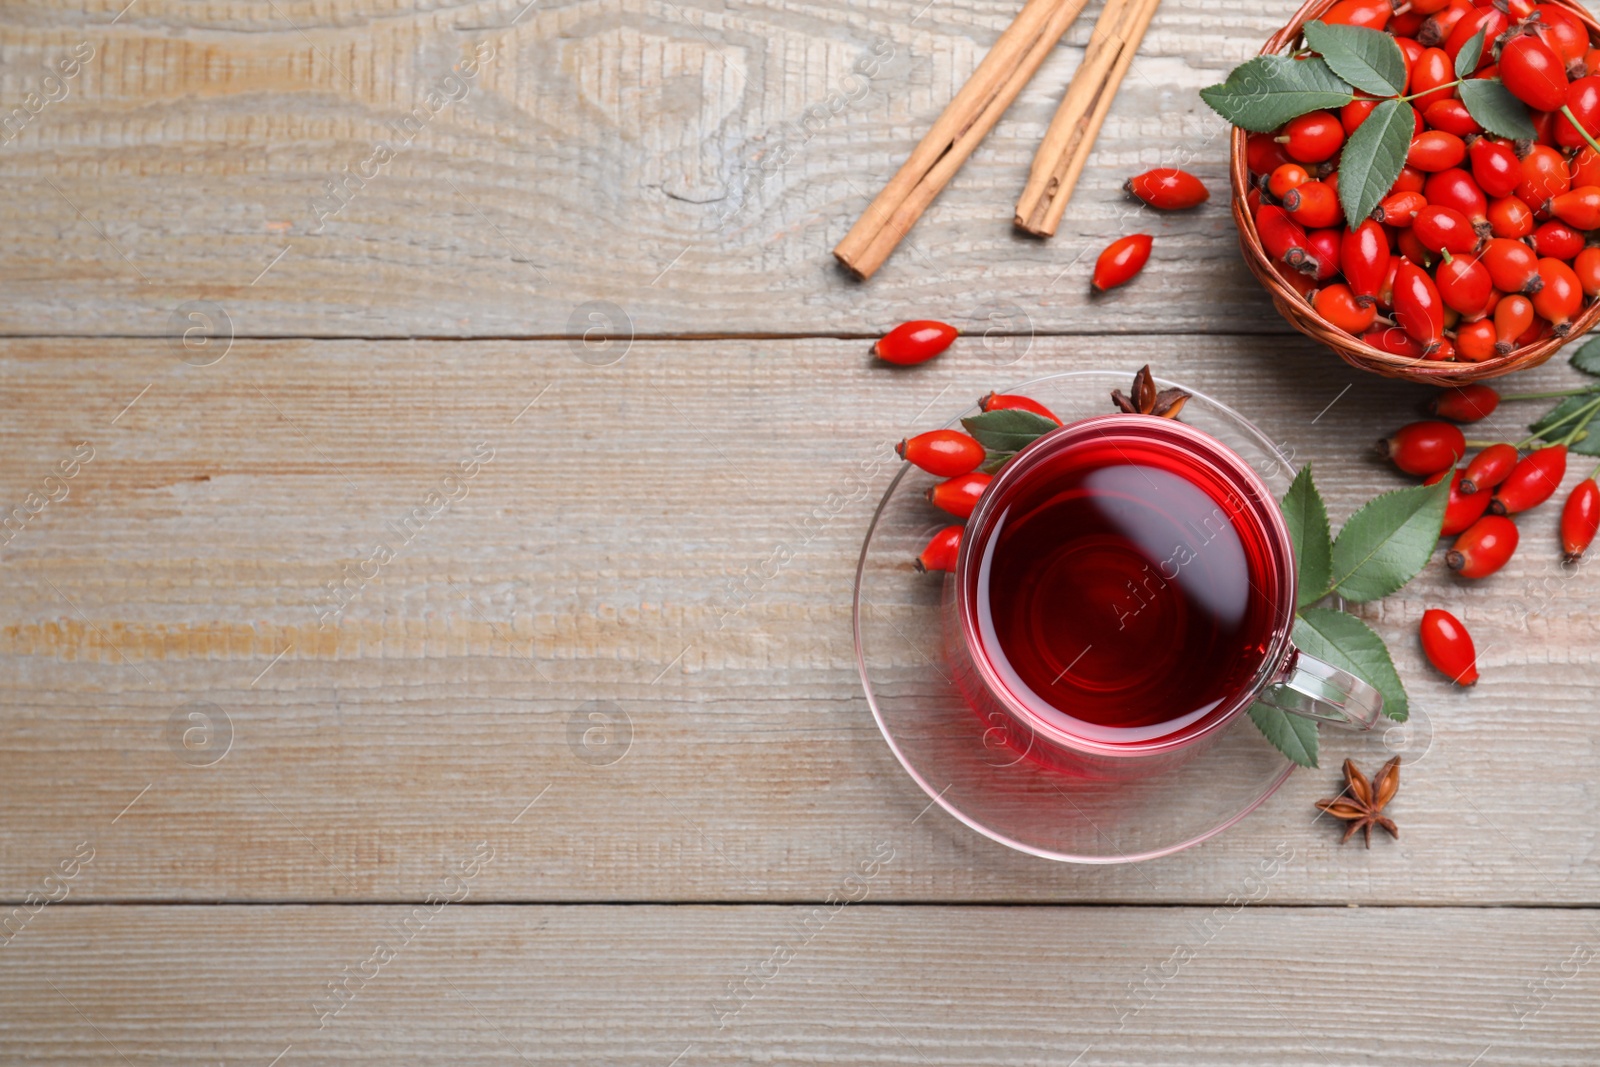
<box><xmin>1336</xmin><ymin>97</ymin><xmax>1415</xmax><ymax>230</ymax></box>
<box><xmin>1530</xmin><ymin>394</ymin><xmax>1597</xmax><ymax>439</ymax></box>
<box><xmin>1282</xmin><ymin>465</ymin><xmax>1333</xmax><ymax>608</ymax></box>
<box><xmin>1572</xmin><ymin>428</ymin><xmax>1600</xmax><ymax>457</ymax></box>
<box><xmin>1330</xmin><ymin>476</ymin><xmax>1452</xmax><ymax>602</ymax></box>
<box><xmin>1302</xmin><ymin>20</ymin><xmax>1407</xmax><ymax>96</ymax></box>
<box><xmin>1459</xmin><ymin>78</ymin><xmax>1536</xmax><ymax>139</ymax></box>
<box><xmin>1199</xmin><ymin>55</ymin><xmax>1354</xmax><ymax>133</ymax></box>
<box><xmin>1571</xmin><ymin>337</ymin><xmax>1600</xmax><ymax>376</ymax></box>
<box><xmin>1293</xmin><ymin>608</ymin><xmax>1409</xmax><ymax>723</ymax></box>
<box><xmin>1248</xmin><ymin>702</ymin><xmax>1320</xmax><ymax>768</ymax></box>
<box><xmin>960</xmin><ymin>409</ymin><xmax>1057</xmax><ymax>453</ymax></box>
<box><xmin>1455</xmin><ymin>24</ymin><xmax>1488</xmax><ymax>79</ymax></box>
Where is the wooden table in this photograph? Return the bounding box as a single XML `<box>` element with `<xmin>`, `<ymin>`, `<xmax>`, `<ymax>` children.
<box><xmin>3</xmin><ymin>1</ymin><xmax>1598</xmax><ymax>1062</ymax></box>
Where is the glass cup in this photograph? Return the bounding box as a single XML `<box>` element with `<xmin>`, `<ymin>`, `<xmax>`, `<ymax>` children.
<box><xmin>944</xmin><ymin>414</ymin><xmax>1381</xmax><ymax>780</ymax></box>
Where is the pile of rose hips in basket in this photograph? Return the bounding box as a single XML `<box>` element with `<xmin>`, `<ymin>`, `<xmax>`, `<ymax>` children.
<box><xmin>1244</xmin><ymin>0</ymin><xmax>1600</xmax><ymax>361</ymax></box>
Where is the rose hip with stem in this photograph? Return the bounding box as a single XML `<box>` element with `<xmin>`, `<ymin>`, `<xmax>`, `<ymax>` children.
<box><xmin>1420</xmin><ymin>608</ymin><xmax>1479</xmax><ymax>685</ymax></box>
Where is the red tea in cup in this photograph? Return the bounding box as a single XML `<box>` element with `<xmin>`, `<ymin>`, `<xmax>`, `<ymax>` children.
<box><xmin>950</xmin><ymin>414</ymin><xmax>1378</xmax><ymax>776</ymax></box>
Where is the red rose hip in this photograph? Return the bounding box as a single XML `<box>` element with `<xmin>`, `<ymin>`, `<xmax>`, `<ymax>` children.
<box><xmin>897</xmin><ymin>430</ymin><xmax>985</xmax><ymax>476</ymax></box>
<box><xmin>927</xmin><ymin>472</ymin><xmax>992</xmax><ymax>519</ymax></box>
<box><xmin>1379</xmin><ymin>420</ymin><xmax>1467</xmax><ymax>475</ymax></box>
<box><xmin>915</xmin><ymin>525</ymin><xmax>963</xmax><ymax>573</ymax></box>
<box><xmin>1446</xmin><ymin>514</ymin><xmax>1520</xmax><ymax>578</ymax></box>
<box><xmin>874</xmin><ymin>320</ymin><xmax>958</xmax><ymax>365</ymax></box>
<box><xmin>1491</xmin><ymin>444</ymin><xmax>1568</xmax><ymax>515</ymax></box>
<box><xmin>1420</xmin><ymin>608</ymin><xmax>1479</xmax><ymax>685</ymax></box>
<box><xmin>979</xmin><ymin>392</ymin><xmax>1061</xmax><ymax>424</ymax></box>
<box><xmin>1561</xmin><ymin>475</ymin><xmax>1600</xmax><ymax>563</ymax></box>
<box><xmin>1124</xmin><ymin>169</ymin><xmax>1209</xmax><ymax>210</ymax></box>
<box><xmin>1092</xmin><ymin>234</ymin><xmax>1153</xmax><ymax>291</ymax></box>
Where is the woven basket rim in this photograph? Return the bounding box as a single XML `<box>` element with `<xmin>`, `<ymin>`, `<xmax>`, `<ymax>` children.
<box><xmin>1232</xmin><ymin>0</ymin><xmax>1600</xmax><ymax>385</ymax></box>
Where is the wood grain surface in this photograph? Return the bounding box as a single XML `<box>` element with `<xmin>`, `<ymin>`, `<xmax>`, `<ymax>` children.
<box><xmin>2</xmin><ymin>906</ymin><xmax>1597</xmax><ymax>1064</ymax></box>
<box><xmin>3</xmin><ymin>0</ymin><xmax>1302</xmax><ymax>337</ymax></box>
<box><xmin>4</xmin><ymin>0</ymin><xmax>1600</xmax><ymax>1061</ymax></box>
<box><xmin>2</xmin><ymin>336</ymin><xmax>1596</xmax><ymax>906</ymax></box>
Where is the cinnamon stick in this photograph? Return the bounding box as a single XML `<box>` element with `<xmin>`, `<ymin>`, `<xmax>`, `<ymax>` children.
<box><xmin>1014</xmin><ymin>0</ymin><xmax>1162</xmax><ymax>237</ymax></box>
<box><xmin>833</xmin><ymin>0</ymin><xmax>1092</xmax><ymax>279</ymax></box>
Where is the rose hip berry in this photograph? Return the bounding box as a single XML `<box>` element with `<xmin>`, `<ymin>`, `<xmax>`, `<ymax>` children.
<box><xmin>1548</xmin><ymin>187</ymin><xmax>1600</xmax><ymax>231</ymax></box>
<box><xmin>1092</xmin><ymin>234</ymin><xmax>1153</xmax><ymax>291</ymax></box>
<box><xmin>1447</xmin><ymin>514</ymin><xmax>1520</xmax><ymax>578</ymax></box>
<box><xmin>1532</xmin><ymin>218</ymin><xmax>1587</xmax><ymax>259</ymax></box>
<box><xmin>1469</xmin><ymin>138</ymin><xmax>1523</xmax><ymax>198</ymax></box>
<box><xmin>915</xmin><ymin>525</ymin><xmax>963</xmax><ymax>573</ymax></box>
<box><xmin>1533</xmin><ymin>257</ymin><xmax>1584</xmax><ymax>333</ymax></box>
<box><xmin>1341</xmin><ymin>220</ymin><xmax>1391</xmax><ymax>306</ymax></box>
<box><xmin>1413</xmin><ymin>206</ymin><xmax>1480</xmax><ymax>256</ymax></box>
<box><xmin>1436</xmin><ymin>252</ymin><xmax>1494</xmax><ymax>315</ymax></box>
<box><xmin>1282</xmin><ymin>180</ymin><xmax>1343</xmax><ymax>228</ymax></box>
<box><xmin>1455</xmin><ymin>317</ymin><xmax>1500</xmax><ymax>361</ymax></box>
<box><xmin>1462</xmin><ymin>442</ymin><xmax>1519</xmax><ymax>494</ymax></box>
<box><xmin>1482</xmin><ymin>238</ymin><xmax>1544</xmax><ymax>295</ymax></box>
<box><xmin>927</xmin><ymin>472</ymin><xmax>992</xmax><ymax>520</ymax></box>
<box><xmin>1408</xmin><ymin>130</ymin><xmax>1467</xmax><ymax>172</ymax></box>
<box><xmin>1379</xmin><ymin>420</ymin><xmax>1467</xmax><ymax>475</ymax></box>
<box><xmin>1501</xmin><ymin>31</ymin><xmax>1570</xmax><ymax>112</ymax></box>
<box><xmin>1392</xmin><ymin>260</ymin><xmax>1447</xmax><ymax>352</ymax></box>
<box><xmin>1256</xmin><ymin>204</ymin><xmax>1317</xmax><ymax>274</ymax></box>
<box><xmin>1488</xmin><ymin>195</ymin><xmax>1535</xmax><ymax>238</ymax></box>
<box><xmin>1277</xmin><ymin>110</ymin><xmax>1346</xmax><ymax>162</ymax></box>
<box><xmin>1561</xmin><ymin>474</ymin><xmax>1600</xmax><ymax>562</ymax></box>
<box><xmin>1315</xmin><ymin>283</ymin><xmax>1378</xmax><ymax>334</ymax></box>
<box><xmin>1491</xmin><ymin>444</ymin><xmax>1568</xmax><ymax>515</ymax></box>
<box><xmin>1125</xmin><ymin>168</ymin><xmax>1209</xmax><ymax>210</ymax></box>
<box><xmin>1267</xmin><ymin>163</ymin><xmax>1311</xmax><ymax>200</ymax></box>
<box><xmin>1494</xmin><ymin>294</ymin><xmax>1536</xmax><ymax>352</ymax></box>
<box><xmin>979</xmin><ymin>392</ymin><xmax>1061</xmax><ymax>424</ymax></box>
<box><xmin>1427</xmin><ymin>383</ymin><xmax>1500</xmax><ymax>423</ymax></box>
<box><xmin>897</xmin><ymin>430</ymin><xmax>985</xmax><ymax>476</ymax></box>
<box><xmin>874</xmin><ymin>320</ymin><xmax>958</xmax><ymax>365</ymax></box>
<box><xmin>1420</xmin><ymin>608</ymin><xmax>1479</xmax><ymax>685</ymax></box>
<box><xmin>1426</xmin><ymin>467</ymin><xmax>1494</xmax><ymax>535</ymax></box>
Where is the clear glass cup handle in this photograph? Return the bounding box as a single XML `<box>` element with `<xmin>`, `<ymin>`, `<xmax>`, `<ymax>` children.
<box><xmin>1258</xmin><ymin>646</ymin><xmax>1383</xmax><ymax>731</ymax></box>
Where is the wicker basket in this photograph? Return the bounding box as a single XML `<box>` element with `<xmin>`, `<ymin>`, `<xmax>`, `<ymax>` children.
<box><xmin>1231</xmin><ymin>0</ymin><xmax>1600</xmax><ymax>385</ymax></box>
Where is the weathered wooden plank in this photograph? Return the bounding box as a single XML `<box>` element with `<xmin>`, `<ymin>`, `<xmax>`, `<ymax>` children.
<box><xmin>1</xmin><ymin>336</ymin><xmax>1597</xmax><ymax>903</ymax></box>
<box><xmin>2</xmin><ymin>0</ymin><xmax>1308</xmax><ymax>336</ymax></box>
<box><xmin>0</xmin><ymin>905</ymin><xmax>1596</xmax><ymax>1064</ymax></box>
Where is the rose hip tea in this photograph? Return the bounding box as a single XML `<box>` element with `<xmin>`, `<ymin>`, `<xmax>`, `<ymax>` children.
<box><xmin>960</xmin><ymin>421</ymin><xmax>1288</xmax><ymax>749</ymax></box>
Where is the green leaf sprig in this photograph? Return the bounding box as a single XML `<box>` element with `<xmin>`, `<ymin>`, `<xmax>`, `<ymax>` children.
<box><xmin>1247</xmin><ymin>465</ymin><xmax>1449</xmax><ymax>768</ymax></box>
<box><xmin>1201</xmin><ymin>21</ymin><xmax>1537</xmax><ymax>230</ymax></box>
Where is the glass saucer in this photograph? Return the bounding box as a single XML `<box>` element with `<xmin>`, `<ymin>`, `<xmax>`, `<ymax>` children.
<box><xmin>853</xmin><ymin>370</ymin><xmax>1298</xmax><ymax>863</ymax></box>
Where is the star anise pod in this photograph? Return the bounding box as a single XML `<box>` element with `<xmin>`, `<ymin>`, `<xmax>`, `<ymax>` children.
<box><xmin>1314</xmin><ymin>757</ymin><xmax>1400</xmax><ymax>848</ymax></box>
<box><xmin>1110</xmin><ymin>364</ymin><xmax>1190</xmax><ymax>419</ymax></box>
